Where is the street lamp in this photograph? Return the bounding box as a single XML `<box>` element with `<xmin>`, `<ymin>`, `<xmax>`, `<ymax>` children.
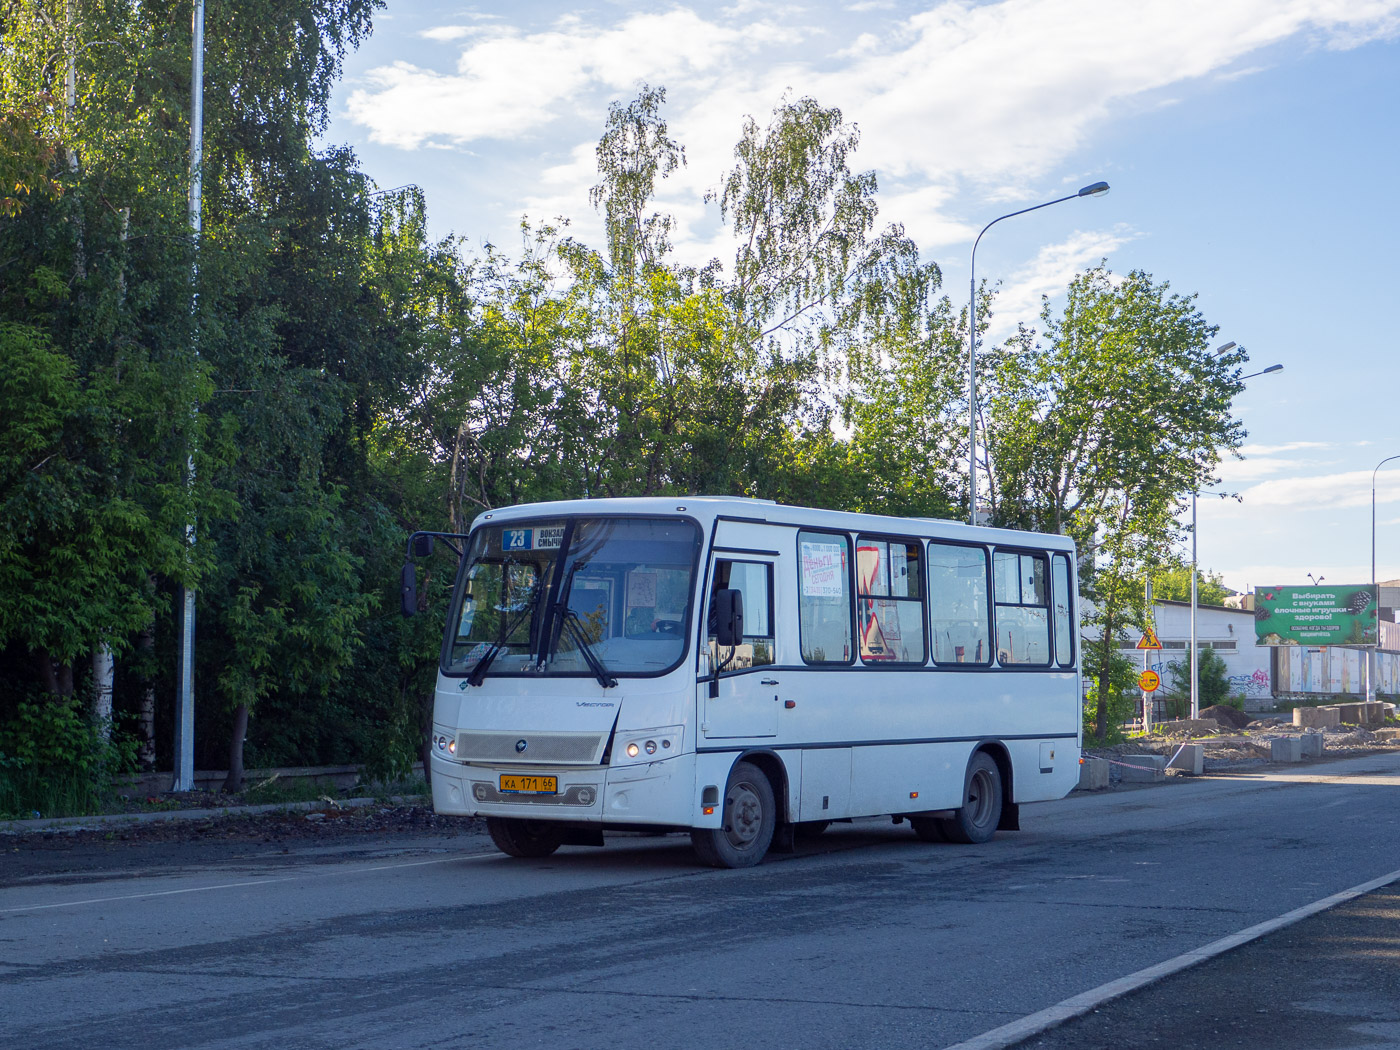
<box><xmin>967</xmin><ymin>180</ymin><xmax>1109</xmax><ymax>525</ymax></box>
<box><xmin>1307</xmin><ymin>573</ymin><xmax>1326</xmax><ymax>587</ymax></box>
<box><xmin>1369</xmin><ymin>454</ymin><xmax>1400</xmax><ymax>701</ymax></box>
<box><xmin>1189</xmin><ymin>358</ymin><xmax>1284</xmax><ymax>719</ymax></box>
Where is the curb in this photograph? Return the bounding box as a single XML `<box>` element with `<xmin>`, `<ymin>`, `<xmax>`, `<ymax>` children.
<box><xmin>0</xmin><ymin>795</ymin><xmax>425</xmax><ymax>836</ymax></box>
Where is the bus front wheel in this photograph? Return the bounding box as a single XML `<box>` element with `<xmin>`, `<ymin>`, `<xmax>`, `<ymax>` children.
<box><xmin>691</xmin><ymin>761</ymin><xmax>775</xmax><ymax>868</ymax></box>
<box><xmin>938</xmin><ymin>752</ymin><xmax>1003</xmax><ymax>844</ymax></box>
<box><xmin>487</xmin><ymin>817</ymin><xmax>565</xmax><ymax>858</ymax></box>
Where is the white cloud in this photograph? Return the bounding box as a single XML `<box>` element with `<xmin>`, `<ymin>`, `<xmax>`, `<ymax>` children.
<box><xmin>984</xmin><ymin>226</ymin><xmax>1137</xmax><ymax>338</ymax></box>
<box><xmin>419</xmin><ymin>26</ymin><xmax>477</xmax><ymax>42</ymax></box>
<box><xmin>343</xmin><ymin>0</ymin><xmax>1400</xmax><ymax>266</ymax></box>
<box><xmin>1239</xmin><ymin>468</ymin><xmax>1400</xmax><ymax>510</ymax></box>
<box><xmin>1236</xmin><ymin>441</ymin><xmax>1333</xmax><ymax>456</ymax></box>
<box><xmin>1216</xmin><ymin>457</ymin><xmax>1301</xmax><ymax>483</ymax></box>
<box><xmin>346</xmin><ymin>11</ymin><xmax>759</xmax><ymax>150</ymax></box>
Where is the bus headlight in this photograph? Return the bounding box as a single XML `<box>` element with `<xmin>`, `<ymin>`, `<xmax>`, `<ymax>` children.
<box><xmin>613</xmin><ymin>727</ymin><xmax>683</xmax><ymax>766</ymax></box>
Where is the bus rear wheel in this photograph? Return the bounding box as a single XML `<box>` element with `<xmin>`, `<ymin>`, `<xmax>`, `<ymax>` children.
<box><xmin>691</xmin><ymin>761</ymin><xmax>775</xmax><ymax>868</ymax></box>
<box><xmin>938</xmin><ymin>752</ymin><xmax>1003</xmax><ymax>844</ymax></box>
<box><xmin>487</xmin><ymin>817</ymin><xmax>565</xmax><ymax>858</ymax></box>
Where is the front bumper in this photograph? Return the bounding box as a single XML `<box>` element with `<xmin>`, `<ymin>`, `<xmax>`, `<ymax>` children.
<box><xmin>429</xmin><ymin>751</ymin><xmax>698</xmax><ymax>827</ymax></box>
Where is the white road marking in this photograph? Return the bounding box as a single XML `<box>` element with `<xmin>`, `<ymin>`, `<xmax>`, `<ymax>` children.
<box><xmin>941</xmin><ymin>865</ymin><xmax>1400</xmax><ymax>1050</ymax></box>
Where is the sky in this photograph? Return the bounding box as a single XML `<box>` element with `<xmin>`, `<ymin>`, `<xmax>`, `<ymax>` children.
<box><xmin>324</xmin><ymin>0</ymin><xmax>1400</xmax><ymax>595</ymax></box>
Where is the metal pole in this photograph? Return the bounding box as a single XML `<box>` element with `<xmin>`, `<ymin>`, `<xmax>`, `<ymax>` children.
<box><xmin>965</xmin><ymin>182</ymin><xmax>1107</xmax><ymax>526</ymax></box>
<box><xmin>173</xmin><ymin>0</ymin><xmax>204</xmax><ymax>793</ymax></box>
<box><xmin>1190</xmin><ymin>490</ymin><xmax>1198</xmax><ymax>720</ymax></box>
<box><xmin>1143</xmin><ymin>578</ymin><xmax>1153</xmax><ymax>734</ymax></box>
<box><xmin>1370</xmin><ymin>455</ymin><xmax>1400</xmax><ymax>702</ymax></box>
<box><xmin>968</xmin><ymin>254</ymin><xmax>978</xmax><ymax>525</ymax></box>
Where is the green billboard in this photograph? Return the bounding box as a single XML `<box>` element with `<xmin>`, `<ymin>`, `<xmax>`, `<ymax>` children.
<box><xmin>1254</xmin><ymin>585</ymin><xmax>1377</xmax><ymax>646</ymax></box>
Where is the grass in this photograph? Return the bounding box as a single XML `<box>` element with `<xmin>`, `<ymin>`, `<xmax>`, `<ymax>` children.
<box><xmin>240</xmin><ymin>774</ymin><xmax>335</xmax><ymax>806</ymax></box>
<box><xmin>0</xmin><ymin>768</ymin><xmax>102</xmax><ymax>820</ymax></box>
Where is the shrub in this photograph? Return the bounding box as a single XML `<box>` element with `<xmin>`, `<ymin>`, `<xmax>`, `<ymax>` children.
<box><xmin>0</xmin><ymin>697</ymin><xmax>135</xmax><ymax>819</ymax></box>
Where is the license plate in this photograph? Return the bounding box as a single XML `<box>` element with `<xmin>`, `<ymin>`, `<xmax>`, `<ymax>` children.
<box><xmin>499</xmin><ymin>774</ymin><xmax>558</xmax><ymax>795</ymax></box>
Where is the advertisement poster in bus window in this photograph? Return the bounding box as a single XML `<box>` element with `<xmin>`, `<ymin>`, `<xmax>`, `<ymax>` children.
<box><xmin>801</xmin><ymin>541</ymin><xmax>845</xmax><ymax>597</ymax></box>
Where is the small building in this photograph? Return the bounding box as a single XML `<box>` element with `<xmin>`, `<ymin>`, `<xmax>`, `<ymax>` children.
<box><xmin>1117</xmin><ymin>600</ymin><xmax>1272</xmax><ymax>710</ymax></box>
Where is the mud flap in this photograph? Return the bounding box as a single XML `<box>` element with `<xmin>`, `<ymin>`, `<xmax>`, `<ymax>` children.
<box><xmin>769</xmin><ymin>822</ymin><xmax>797</xmax><ymax>854</ymax></box>
<box><xmin>559</xmin><ymin>826</ymin><xmax>605</xmax><ymax>847</ymax></box>
<box><xmin>997</xmin><ymin>801</ymin><xmax>1020</xmax><ymax>832</ymax></box>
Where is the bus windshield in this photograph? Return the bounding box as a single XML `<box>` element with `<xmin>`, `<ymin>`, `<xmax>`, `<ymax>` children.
<box><xmin>445</xmin><ymin>516</ymin><xmax>700</xmax><ymax>680</ymax></box>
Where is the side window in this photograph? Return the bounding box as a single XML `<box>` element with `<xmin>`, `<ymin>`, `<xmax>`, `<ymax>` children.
<box><xmin>994</xmin><ymin>550</ymin><xmax>1051</xmax><ymax>666</ymax></box>
<box><xmin>929</xmin><ymin>543</ymin><xmax>990</xmax><ymax>664</ymax></box>
<box><xmin>1052</xmin><ymin>553</ymin><xmax>1074</xmax><ymax>667</ymax></box>
<box><xmin>707</xmin><ymin>560</ymin><xmax>774</xmax><ymax>670</ymax></box>
<box><xmin>856</xmin><ymin>536</ymin><xmax>926</xmax><ymax>664</ymax></box>
<box><xmin>798</xmin><ymin>531</ymin><xmax>852</xmax><ymax>664</ymax></box>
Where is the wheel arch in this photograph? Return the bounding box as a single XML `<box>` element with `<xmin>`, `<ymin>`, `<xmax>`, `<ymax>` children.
<box><xmin>735</xmin><ymin>748</ymin><xmax>793</xmax><ymax>823</ymax></box>
<box><xmin>970</xmin><ymin>738</ymin><xmax>1013</xmax><ymax>802</ymax></box>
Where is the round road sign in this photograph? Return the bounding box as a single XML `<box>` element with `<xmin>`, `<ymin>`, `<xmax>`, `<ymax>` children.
<box><xmin>1138</xmin><ymin>669</ymin><xmax>1161</xmax><ymax>692</ymax></box>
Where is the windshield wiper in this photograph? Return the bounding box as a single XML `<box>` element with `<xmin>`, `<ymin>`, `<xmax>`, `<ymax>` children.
<box><xmin>466</xmin><ymin>603</ymin><xmax>534</xmax><ymax>686</ymax></box>
<box><xmin>560</xmin><ymin>609</ymin><xmax>618</xmax><ymax>689</ymax></box>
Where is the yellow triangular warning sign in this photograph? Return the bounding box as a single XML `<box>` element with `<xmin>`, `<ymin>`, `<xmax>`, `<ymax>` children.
<box><xmin>1136</xmin><ymin>628</ymin><xmax>1162</xmax><ymax>650</ymax></box>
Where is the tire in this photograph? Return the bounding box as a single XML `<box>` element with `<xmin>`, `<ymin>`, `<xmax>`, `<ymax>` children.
<box><xmin>938</xmin><ymin>752</ymin><xmax>1003</xmax><ymax>845</ymax></box>
<box><xmin>486</xmin><ymin>817</ymin><xmax>565</xmax><ymax>858</ymax></box>
<box><xmin>794</xmin><ymin>820</ymin><xmax>830</xmax><ymax>842</ymax></box>
<box><xmin>908</xmin><ymin>816</ymin><xmax>946</xmax><ymax>843</ymax></box>
<box><xmin>690</xmin><ymin>760</ymin><xmax>776</xmax><ymax>868</ymax></box>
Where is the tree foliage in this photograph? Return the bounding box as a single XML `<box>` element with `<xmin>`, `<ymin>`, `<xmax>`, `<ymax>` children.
<box><xmin>984</xmin><ymin>266</ymin><xmax>1246</xmax><ymax>739</ymax></box>
<box><xmin>1152</xmin><ymin>557</ymin><xmax>1232</xmax><ymax>607</ymax></box>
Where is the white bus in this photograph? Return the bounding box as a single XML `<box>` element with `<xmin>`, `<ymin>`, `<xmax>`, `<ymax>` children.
<box><xmin>402</xmin><ymin>497</ymin><xmax>1081</xmax><ymax>868</ymax></box>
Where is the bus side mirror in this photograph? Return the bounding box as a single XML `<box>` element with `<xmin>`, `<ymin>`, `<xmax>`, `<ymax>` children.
<box><xmin>412</xmin><ymin>534</ymin><xmax>435</xmax><ymax>557</ymax></box>
<box><xmin>401</xmin><ymin>561</ymin><xmax>417</xmax><ymax>618</ymax></box>
<box><xmin>714</xmin><ymin>588</ymin><xmax>744</xmax><ymax>647</ymax></box>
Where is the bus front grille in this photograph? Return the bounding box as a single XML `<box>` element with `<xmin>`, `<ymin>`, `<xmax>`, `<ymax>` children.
<box><xmin>456</xmin><ymin>731</ymin><xmax>605</xmax><ymax>765</ymax></box>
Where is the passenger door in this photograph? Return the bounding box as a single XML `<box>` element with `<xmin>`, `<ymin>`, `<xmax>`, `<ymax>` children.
<box><xmin>699</xmin><ymin>554</ymin><xmax>780</xmax><ymax>740</ymax></box>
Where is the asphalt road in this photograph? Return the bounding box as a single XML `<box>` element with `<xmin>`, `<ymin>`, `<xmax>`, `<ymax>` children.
<box><xmin>4</xmin><ymin>753</ymin><xmax>1400</xmax><ymax>1050</ymax></box>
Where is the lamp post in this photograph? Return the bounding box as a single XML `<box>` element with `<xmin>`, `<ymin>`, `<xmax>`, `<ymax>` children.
<box><xmin>1369</xmin><ymin>454</ymin><xmax>1400</xmax><ymax>701</ymax></box>
<box><xmin>967</xmin><ymin>180</ymin><xmax>1109</xmax><ymax>525</ymax></box>
<box><xmin>1189</xmin><ymin>359</ymin><xmax>1284</xmax><ymax>719</ymax></box>
<box><xmin>1307</xmin><ymin>573</ymin><xmax>1325</xmax><ymax>587</ymax></box>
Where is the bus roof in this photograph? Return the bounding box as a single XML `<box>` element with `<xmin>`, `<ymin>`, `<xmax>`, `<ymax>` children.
<box><xmin>473</xmin><ymin>496</ymin><xmax>1076</xmax><ymax>553</ymax></box>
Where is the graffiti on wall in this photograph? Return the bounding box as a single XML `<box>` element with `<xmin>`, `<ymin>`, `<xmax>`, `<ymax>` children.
<box><xmin>1227</xmin><ymin>669</ymin><xmax>1272</xmax><ymax>697</ymax></box>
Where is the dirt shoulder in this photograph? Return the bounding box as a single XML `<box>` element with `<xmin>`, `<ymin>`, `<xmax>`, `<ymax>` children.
<box><xmin>1084</xmin><ymin>715</ymin><xmax>1400</xmax><ymax>779</ymax></box>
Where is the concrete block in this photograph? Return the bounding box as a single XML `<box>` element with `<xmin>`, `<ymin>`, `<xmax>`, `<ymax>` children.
<box><xmin>1336</xmin><ymin>703</ymin><xmax>1364</xmax><ymax>724</ymax></box>
<box><xmin>1362</xmin><ymin>702</ymin><xmax>1388</xmax><ymax>726</ymax></box>
<box><xmin>1077</xmin><ymin>757</ymin><xmax>1110</xmax><ymax>790</ymax></box>
<box><xmin>1270</xmin><ymin>737</ymin><xmax>1303</xmax><ymax>763</ymax></box>
<box><xmin>1374</xmin><ymin>728</ymin><xmax>1400</xmax><ymax>741</ymax></box>
<box><xmin>1299</xmin><ymin>732</ymin><xmax>1325</xmax><ymax>758</ymax></box>
<box><xmin>1166</xmin><ymin>743</ymin><xmax>1203</xmax><ymax>775</ymax></box>
<box><xmin>1118</xmin><ymin>754</ymin><xmax>1167</xmax><ymax>783</ymax></box>
<box><xmin>1294</xmin><ymin>706</ymin><xmax>1341</xmax><ymax>729</ymax></box>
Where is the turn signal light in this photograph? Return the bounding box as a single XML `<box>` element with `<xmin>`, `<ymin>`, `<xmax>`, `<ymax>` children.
<box><xmin>703</xmin><ymin>806</ymin><xmax>715</xmax><ymax>815</ymax></box>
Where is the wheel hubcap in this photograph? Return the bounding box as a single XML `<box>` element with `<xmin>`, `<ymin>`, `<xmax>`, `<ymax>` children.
<box><xmin>966</xmin><ymin>768</ymin><xmax>995</xmax><ymax>828</ymax></box>
<box><xmin>724</xmin><ymin>782</ymin><xmax>763</xmax><ymax>849</ymax></box>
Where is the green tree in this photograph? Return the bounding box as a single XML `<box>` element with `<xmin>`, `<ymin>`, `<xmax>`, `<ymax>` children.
<box><xmin>1152</xmin><ymin>557</ymin><xmax>1232</xmax><ymax>606</ymax></box>
<box><xmin>1</xmin><ymin>0</ymin><xmax>390</xmax><ymax>797</ymax></box>
<box><xmin>984</xmin><ymin>265</ymin><xmax>1246</xmax><ymax>740</ymax></box>
<box><xmin>1165</xmin><ymin>645</ymin><xmax>1233</xmax><ymax>710</ymax></box>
